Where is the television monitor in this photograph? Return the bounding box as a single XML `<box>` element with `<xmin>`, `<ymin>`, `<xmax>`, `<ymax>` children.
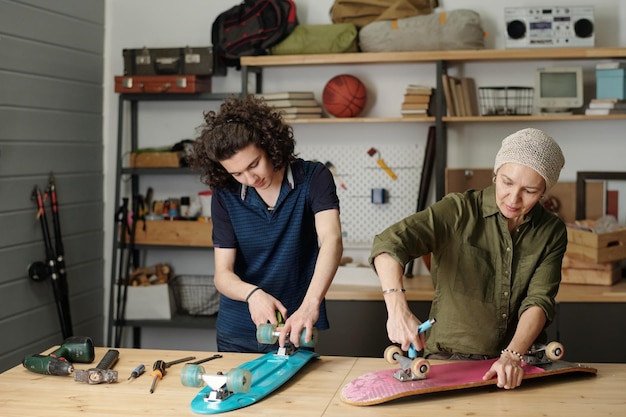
<box><xmin>534</xmin><ymin>66</ymin><xmax>584</xmax><ymax>115</ymax></box>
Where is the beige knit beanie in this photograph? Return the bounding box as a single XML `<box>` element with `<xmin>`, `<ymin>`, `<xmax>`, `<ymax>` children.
<box><xmin>494</xmin><ymin>128</ymin><xmax>564</xmax><ymax>190</ymax></box>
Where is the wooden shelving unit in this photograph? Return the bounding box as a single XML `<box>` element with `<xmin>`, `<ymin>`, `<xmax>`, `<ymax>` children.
<box><xmin>241</xmin><ymin>47</ymin><xmax>626</xmax><ymax>199</ymax></box>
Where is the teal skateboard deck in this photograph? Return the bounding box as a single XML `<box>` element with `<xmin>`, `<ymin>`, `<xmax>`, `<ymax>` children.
<box><xmin>188</xmin><ymin>349</ymin><xmax>319</xmax><ymax>414</ymax></box>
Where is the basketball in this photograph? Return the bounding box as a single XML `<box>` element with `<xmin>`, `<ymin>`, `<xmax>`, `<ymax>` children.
<box><xmin>322</xmin><ymin>74</ymin><xmax>367</xmax><ymax>118</ymax></box>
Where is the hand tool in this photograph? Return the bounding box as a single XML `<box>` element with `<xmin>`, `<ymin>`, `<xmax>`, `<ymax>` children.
<box><xmin>74</xmin><ymin>349</ymin><xmax>120</xmax><ymax>384</ymax></box>
<box><xmin>128</xmin><ymin>364</ymin><xmax>145</xmax><ymax>380</ymax></box>
<box><xmin>324</xmin><ymin>161</ymin><xmax>348</xmax><ymax>190</ymax></box>
<box><xmin>408</xmin><ymin>318</ymin><xmax>437</xmax><ymax>359</ymax></box>
<box><xmin>150</xmin><ymin>355</ymin><xmax>196</xmax><ymax>393</ymax></box>
<box><xmin>188</xmin><ymin>355</ymin><xmax>222</xmax><ymax>365</ymax></box>
<box><xmin>22</xmin><ymin>336</ymin><xmax>95</xmax><ymax>376</ymax></box>
<box><xmin>366</xmin><ymin>147</ymin><xmax>398</xmax><ymax>180</ymax></box>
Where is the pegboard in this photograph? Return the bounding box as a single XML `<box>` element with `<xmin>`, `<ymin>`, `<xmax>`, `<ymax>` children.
<box><xmin>297</xmin><ymin>144</ymin><xmax>424</xmax><ymax>244</ymax></box>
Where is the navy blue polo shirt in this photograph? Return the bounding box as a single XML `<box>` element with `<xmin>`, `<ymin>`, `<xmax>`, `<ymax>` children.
<box><xmin>212</xmin><ymin>159</ymin><xmax>340</xmax><ymax>337</ymax></box>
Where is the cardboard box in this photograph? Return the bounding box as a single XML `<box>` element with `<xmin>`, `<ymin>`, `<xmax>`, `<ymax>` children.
<box><xmin>566</xmin><ymin>222</ymin><xmax>626</xmax><ymax>263</ymax></box>
<box><xmin>130</xmin><ymin>152</ymin><xmax>180</xmax><ymax>168</ymax></box>
<box><xmin>131</xmin><ymin>219</ymin><xmax>213</xmax><ymax>247</ymax></box>
<box><xmin>123</xmin><ymin>283</ymin><xmax>175</xmax><ymax>320</ymax></box>
<box><xmin>596</xmin><ymin>68</ymin><xmax>626</xmax><ymax>100</ymax></box>
<box><xmin>561</xmin><ymin>255</ymin><xmax>622</xmax><ymax>286</ymax></box>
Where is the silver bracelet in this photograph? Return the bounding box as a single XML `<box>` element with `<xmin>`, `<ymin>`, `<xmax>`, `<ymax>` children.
<box><xmin>382</xmin><ymin>288</ymin><xmax>406</xmax><ymax>295</ymax></box>
<box><xmin>501</xmin><ymin>348</ymin><xmax>525</xmax><ymax>363</ymax></box>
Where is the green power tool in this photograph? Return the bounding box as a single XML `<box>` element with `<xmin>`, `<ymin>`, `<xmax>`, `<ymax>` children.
<box><xmin>22</xmin><ymin>336</ymin><xmax>95</xmax><ymax>376</ymax></box>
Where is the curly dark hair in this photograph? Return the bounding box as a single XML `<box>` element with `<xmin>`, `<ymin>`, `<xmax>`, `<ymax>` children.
<box><xmin>188</xmin><ymin>94</ymin><xmax>297</xmax><ymax>189</ymax></box>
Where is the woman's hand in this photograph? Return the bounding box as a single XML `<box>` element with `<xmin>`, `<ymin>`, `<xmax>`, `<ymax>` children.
<box><xmin>482</xmin><ymin>352</ymin><xmax>525</xmax><ymax>389</ymax></box>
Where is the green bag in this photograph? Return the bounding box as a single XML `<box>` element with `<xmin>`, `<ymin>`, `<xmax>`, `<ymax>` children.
<box><xmin>269</xmin><ymin>23</ymin><xmax>358</xmax><ymax>55</ymax></box>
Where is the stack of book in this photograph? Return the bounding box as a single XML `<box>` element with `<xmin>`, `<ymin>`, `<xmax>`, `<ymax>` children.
<box><xmin>401</xmin><ymin>85</ymin><xmax>434</xmax><ymax>118</ymax></box>
<box><xmin>584</xmin><ymin>98</ymin><xmax>626</xmax><ymax>115</ymax></box>
<box><xmin>441</xmin><ymin>75</ymin><xmax>480</xmax><ymax>117</ymax></box>
<box><xmin>257</xmin><ymin>91</ymin><xmax>323</xmax><ymax>119</ymax></box>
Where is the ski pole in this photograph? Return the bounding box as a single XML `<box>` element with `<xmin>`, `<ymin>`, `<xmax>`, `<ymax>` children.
<box><xmin>114</xmin><ymin>198</ymin><xmax>130</xmax><ymax>347</ymax></box>
<box><xmin>48</xmin><ymin>173</ymin><xmax>73</xmax><ymax>337</ymax></box>
<box><xmin>32</xmin><ymin>185</ymin><xmax>71</xmax><ymax>339</ymax></box>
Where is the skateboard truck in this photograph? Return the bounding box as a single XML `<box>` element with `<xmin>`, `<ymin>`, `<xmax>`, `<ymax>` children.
<box><xmin>385</xmin><ymin>318</ymin><xmax>436</xmax><ymax>382</ymax></box>
<box><xmin>256</xmin><ymin>323</ymin><xmax>318</xmax><ymax>357</ymax></box>
<box><xmin>523</xmin><ymin>341</ymin><xmax>565</xmax><ymax>365</ymax></box>
<box><xmin>180</xmin><ymin>364</ymin><xmax>251</xmax><ymax>402</ymax></box>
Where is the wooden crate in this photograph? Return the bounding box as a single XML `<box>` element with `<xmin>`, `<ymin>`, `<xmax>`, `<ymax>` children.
<box><xmin>566</xmin><ymin>222</ymin><xmax>626</xmax><ymax>263</ymax></box>
<box><xmin>561</xmin><ymin>255</ymin><xmax>623</xmax><ymax>286</ymax></box>
<box><xmin>130</xmin><ymin>152</ymin><xmax>180</xmax><ymax>167</ymax></box>
<box><xmin>128</xmin><ymin>219</ymin><xmax>212</xmax><ymax>247</ymax></box>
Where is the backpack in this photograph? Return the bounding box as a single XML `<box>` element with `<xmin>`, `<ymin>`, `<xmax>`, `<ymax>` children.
<box><xmin>212</xmin><ymin>0</ymin><xmax>298</xmax><ymax>68</ymax></box>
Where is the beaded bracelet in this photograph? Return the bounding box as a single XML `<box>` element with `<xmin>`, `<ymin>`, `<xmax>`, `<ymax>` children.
<box><xmin>382</xmin><ymin>288</ymin><xmax>406</xmax><ymax>295</ymax></box>
<box><xmin>245</xmin><ymin>287</ymin><xmax>261</xmax><ymax>303</ymax></box>
<box><xmin>501</xmin><ymin>348</ymin><xmax>525</xmax><ymax>363</ymax></box>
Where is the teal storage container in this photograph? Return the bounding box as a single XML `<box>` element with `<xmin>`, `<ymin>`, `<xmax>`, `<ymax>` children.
<box><xmin>596</xmin><ymin>68</ymin><xmax>626</xmax><ymax>99</ymax></box>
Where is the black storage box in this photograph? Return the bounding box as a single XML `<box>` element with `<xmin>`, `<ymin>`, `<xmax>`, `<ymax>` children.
<box><xmin>123</xmin><ymin>46</ymin><xmax>226</xmax><ymax>76</ymax></box>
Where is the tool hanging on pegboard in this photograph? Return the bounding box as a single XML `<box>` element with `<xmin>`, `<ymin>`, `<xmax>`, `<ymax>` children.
<box><xmin>367</xmin><ymin>147</ymin><xmax>398</xmax><ymax>180</ymax></box>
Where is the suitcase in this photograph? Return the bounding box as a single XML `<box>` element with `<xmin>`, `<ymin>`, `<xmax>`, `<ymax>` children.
<box><xmin>114</xmin><ymin>75</ymin><xmax>212</xmax><ymax>94</ymax></box>
<box><xmin>123</xmin><ymin>46</ymin><xmax>226</xmax><ymax>76</ymax></box>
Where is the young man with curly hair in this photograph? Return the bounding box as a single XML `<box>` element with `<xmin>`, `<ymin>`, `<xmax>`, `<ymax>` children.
<box><xmin>188</xmin><ymin>94</ymin><xmax>343</xmax><ymax>353</ymax></box>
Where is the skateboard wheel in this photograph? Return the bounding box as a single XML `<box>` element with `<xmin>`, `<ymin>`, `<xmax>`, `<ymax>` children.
<box><xmin>411</xmin><ymin>358</ymin><xmax>430</xmax><ymax>378</ymax></box>
<box><xmin>545</xmin><ymin>341</ymin><xmax>565</xmax><ymax>361</ymax></box>
<box><xmin>384</xmin><ymin>345</ymin><xmax>403</xmax><ymax>364</ymax></box>
<box><xmin>180</xmin><ymin>364</ymin><xmax>206</xmax><ymax>388</ymax></box>
<box><xmin>226</xmin><ymin>368</ymin><xmax>252</xmax><ymax>393</ymax></box>
<box><xmin>257</xmin><ymin>323</ymin><xmax>278</xmax><ymax>344</ymax></box>
<box><xmin>300</xmin><ymin>327</ymin><xmax>318</xmax><ymax>348</ymax></box>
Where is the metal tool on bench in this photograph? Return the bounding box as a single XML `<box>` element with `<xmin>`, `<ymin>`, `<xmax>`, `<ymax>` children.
<box><xmin>74</xmin><ymin>349</ymin><xmax>120</xmax><ymax>384</ymax></box>
<box><xmin>150</xmin><ymin>355</ymin><xmax>196</xmax><ymax>393</ymax></box>
<box><xmin>128</xmin><ymin>364</ymin><xmax>146</xmax><ymax>381</ymax></box>
<box><xmin>22</xmin><ymin>336</ymin><xmax>95</xmax><ymax>376</ymax></box>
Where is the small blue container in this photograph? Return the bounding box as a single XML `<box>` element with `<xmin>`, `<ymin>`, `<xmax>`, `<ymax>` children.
<box><xmin>596</xmin><ymin>68</ymin><xmax>626</xmax><ymax>100</ymax></box>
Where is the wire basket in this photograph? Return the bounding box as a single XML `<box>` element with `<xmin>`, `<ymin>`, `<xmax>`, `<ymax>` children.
<box><xmin>478</xmin><ymin>86</ymin><xmax>534</xmax><ymax>116</ymax></box>
<box><xmin>171</xmin><ymin>275</ymin><xmax>219</xmax><ymax>316</ymax></box>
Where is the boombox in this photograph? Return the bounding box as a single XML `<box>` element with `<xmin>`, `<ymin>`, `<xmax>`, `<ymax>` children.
<box><xmin>504</xmin><ymin>6</ymin><xmax>594</xmax><ymax>48</ymax></box>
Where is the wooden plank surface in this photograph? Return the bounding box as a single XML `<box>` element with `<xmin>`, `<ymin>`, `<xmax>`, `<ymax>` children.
<box><xmin>0</xmin><ymin>346</ymin><xmax>624</xmax><ymax>417</ymax></box>
<box><xmin>242</xmin><ymin>47</ymin><xmax>626</xmax><ymax>67</ymax></box>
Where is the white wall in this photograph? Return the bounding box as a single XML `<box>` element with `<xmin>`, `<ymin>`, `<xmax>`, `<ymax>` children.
<box><xmin>104</xmin><ymin>0</ymin><xmax>626</xmax><ymax>349</ymax></box>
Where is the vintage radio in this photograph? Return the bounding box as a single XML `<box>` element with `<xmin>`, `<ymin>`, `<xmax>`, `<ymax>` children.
<box><xmin>504</xmin><ymin>6</ymin><xmax>594</xmax><ymax>48</ymax></box>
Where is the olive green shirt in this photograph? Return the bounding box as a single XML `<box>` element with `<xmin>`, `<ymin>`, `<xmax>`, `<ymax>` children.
<box><xmin>370</xmin><ymin>185</ymin><xmax>567</xmax><ymax>357</ymax></box>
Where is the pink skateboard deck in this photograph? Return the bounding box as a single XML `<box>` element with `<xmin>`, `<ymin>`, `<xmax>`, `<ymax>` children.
<box><xmin>341</xmin><ymin>358</ymin><xmax>597</xmax><ymax>406</ymax></box>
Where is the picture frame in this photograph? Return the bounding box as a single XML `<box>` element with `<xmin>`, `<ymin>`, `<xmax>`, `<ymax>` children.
<box><xmin>576</xmin><ymin>171</ymin><xmax>626</xmax><ymax>223</ymax></box>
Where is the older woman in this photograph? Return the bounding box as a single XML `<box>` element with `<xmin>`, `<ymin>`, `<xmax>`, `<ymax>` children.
<box><xmin>370</xmin><ymin>128</ymin><xmax>566</xmax><ymax>389</ymax></box>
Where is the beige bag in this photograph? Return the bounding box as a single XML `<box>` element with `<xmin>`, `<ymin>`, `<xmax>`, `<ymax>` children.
<box><xmin>359</xmin><ymin>9</ymin><xmax>485</xmax><ymax>52</ymax></box>
<box><xmin>330</xmin><ymin>0</ymin><xmax>439</xmax><ymax>29</ymax></box>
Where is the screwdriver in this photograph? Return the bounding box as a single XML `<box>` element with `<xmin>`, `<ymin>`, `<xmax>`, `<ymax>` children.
<box><xmin>128</xmin><ymin>364</ymin><xmax>145</xmax><ymax>381</ymax></box>
<box><xmin>149</xmin><ymin>355</ymin><xmax>195</xmax><ymax>393</ymax></box>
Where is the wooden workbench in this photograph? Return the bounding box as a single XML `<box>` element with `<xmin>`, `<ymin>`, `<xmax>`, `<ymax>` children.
<box><xmin>0</xmin><ymin>346</ymin><xmax>623</xmax><ymax>416</ymax></box>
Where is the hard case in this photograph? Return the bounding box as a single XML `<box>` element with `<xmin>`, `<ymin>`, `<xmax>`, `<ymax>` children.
<box><xmin>114</xmin><ymin>75</ymin><xmax>212</xmax><ymax>94</ymax></box>
<box><xmin>123</xmin><ymin>46</ymin><xmax>226</xmax><ymax>76</ymax></box>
